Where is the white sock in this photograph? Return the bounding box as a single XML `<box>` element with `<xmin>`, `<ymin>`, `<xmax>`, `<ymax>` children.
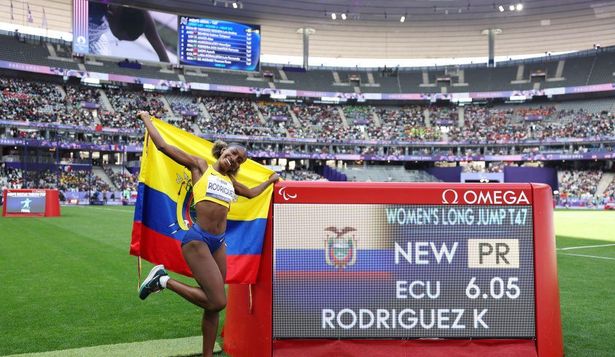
<box><xmin>160</xmin><ymin>275</ymin><xmax>170</xmax><ymax>289</ymax></box>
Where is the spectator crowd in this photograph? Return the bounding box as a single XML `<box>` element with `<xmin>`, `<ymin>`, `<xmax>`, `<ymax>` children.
<box><xmin>1</xmin><ymin>76</ymin><xmax>614</xmax><ymax>145</ymax></box>
<box><xmin>1</xmin><ymin>75</ymin><xmax>614</xmax><ymax>200</ymax></box>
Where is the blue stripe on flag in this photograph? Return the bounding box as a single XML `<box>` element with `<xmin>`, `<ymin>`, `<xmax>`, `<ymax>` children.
<box><xmin>139</xmin><ymin>184</ymin><xmax>184</xmax><ymax>241</ymax></box>
<box><xmin>226</xmin><ymin>219</ymin><xmax>267</xmax><ymax>255</ymax></box>
<box><xmin>133</xmin><ymin>182</ymin><xmax>145</xmax><ymax>222</ymax></box>
<box><xmin>137</xmin><ymin>183</ymin><xmax>265</xmax><ymax>255</ymax></box>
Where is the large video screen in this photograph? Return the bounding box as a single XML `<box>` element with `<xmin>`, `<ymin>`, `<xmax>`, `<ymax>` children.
<box><xmin>5</xmin><ymin>191</ymin><xmax>46</xmax><ymax>214</ymax></box>
<box><xmin>273</xmin><ymin>204</ymin><xmax>535</xmax><ymax>338</ymax></box>
<box><xmin>178</xmin><ymin>16</ymin><xmax>261</xmax><ymax>71</ymax></box>
<box><xmin>73</xmin><ymin>1</ymin><xmax>178</xmax><ymax>63</ymax></box>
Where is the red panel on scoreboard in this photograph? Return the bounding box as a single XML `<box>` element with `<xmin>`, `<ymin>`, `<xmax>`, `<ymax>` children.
<box><xmin>274</xmin><ymin>182</ymin><xmax>533</xmax><ymax>205</ymax></box>
<box><xmin>273</xmin><ymin>338</ymin><xmax>537</xmax><ymax>357</ymax></box>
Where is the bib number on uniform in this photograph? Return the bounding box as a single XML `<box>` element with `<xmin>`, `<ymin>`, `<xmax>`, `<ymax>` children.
<box><xmin>206</xmin><ymin>174</ymin><xmax>235</xmax><ymax>203</ymax></box>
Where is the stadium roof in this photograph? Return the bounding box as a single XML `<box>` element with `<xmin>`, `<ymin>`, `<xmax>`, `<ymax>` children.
<box><xmin>114</xmin><ymin>0</ymin><xmax>613</xmax><ymax>64</ymax></box>
<box><xmin>1</xmin><ymin>0</ymin><xmax>612</xmax><ymax>66</ymax></box>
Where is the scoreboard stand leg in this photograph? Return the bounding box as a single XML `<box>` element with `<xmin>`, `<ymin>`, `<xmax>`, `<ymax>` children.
<box><xmin>532</xmin><ymin>184</ymin><xmax>564</xmax><ymax>357</ymax></box>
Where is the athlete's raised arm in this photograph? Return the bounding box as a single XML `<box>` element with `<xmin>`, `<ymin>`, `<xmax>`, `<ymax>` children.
<box><xmin>137</xmin><ymin>111</ymin><xmax>206</xmax><ymax>173</ymax></box>
<box><xmin>231</xmin><ymin>173</ymin><xmax>279</xmax><ymax>198</ymax></box>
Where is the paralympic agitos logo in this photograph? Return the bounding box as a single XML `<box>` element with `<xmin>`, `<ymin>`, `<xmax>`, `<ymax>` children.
<box><xmin>278</xmin><ymin>186</ymin><xmax>297</xmax><ymax>201</ymax></box>
<box><xmin>441</xmin><ymin>189</ymin><xmax>530</xmax><ymax>205</ymax></box>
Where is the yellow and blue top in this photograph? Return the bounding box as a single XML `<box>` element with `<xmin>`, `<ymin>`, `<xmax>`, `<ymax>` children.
<box><xmin>192</xmin><ymin>165</ymin><xmax>235</xmax><ymax>209</ymax></box>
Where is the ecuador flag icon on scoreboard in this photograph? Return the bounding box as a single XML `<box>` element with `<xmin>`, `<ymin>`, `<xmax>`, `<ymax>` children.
<box><xmin>129</xmin><ymin>118</ymin><xmax>274</xmax><ymax>284</ymax></box>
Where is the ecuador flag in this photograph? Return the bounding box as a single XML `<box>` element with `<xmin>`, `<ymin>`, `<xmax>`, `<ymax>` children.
<box><xmin>129</xmin><ymin>118</ymin><xmax>274</xmax><ymax>284</ymax></box>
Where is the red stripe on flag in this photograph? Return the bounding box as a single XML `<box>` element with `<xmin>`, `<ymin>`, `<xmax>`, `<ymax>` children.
<box><xmin>131</xmin><ymin>221</ymin><xmax>262</xmax><ymax>283</ymax></box>
<box><xmin>130</xmin><ymin>221</ymin><xmax>192</xmax><ymax>277</ymax></box>
<box><xmin>227</xmin><ymin>255</ymin><xmax>261</xmax><ymax>284</ymax></box>
<box><xmin>129</xmin><ymin>221</ymin><xmax>142</xmax><ymax>256</ymax></box>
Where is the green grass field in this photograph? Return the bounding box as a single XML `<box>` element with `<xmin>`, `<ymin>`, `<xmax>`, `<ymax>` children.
<box><xmin>553</xmin><ymin>211</ymin><xmax>615</xmax><ymax>357</ymax></box>
<box><xmin>0</xmin><ymin>206</ymin><xmax>214</xmax><ymax>357</ymax></box>
<box><xmin>1</xmin><ymin>206</ymin><xmax>614</xmax><ymax>356</ymax></box>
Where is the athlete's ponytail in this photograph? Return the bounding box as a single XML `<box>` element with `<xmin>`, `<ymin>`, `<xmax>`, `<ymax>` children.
<box><xmin>212</xmin><ymin>140</ymin><xmax>228</xmax><ymax>159</ymax></box>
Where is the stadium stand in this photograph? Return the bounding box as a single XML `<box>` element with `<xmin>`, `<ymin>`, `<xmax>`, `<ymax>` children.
<box><xmin>200</xmin><ymin>96</ymin><xmax>272</xmax><ymax>136</ymax></box>
<box><xmin>103</xmin><ymin>165</ymin><xmax>138</xmax><ymax>190</ymax></box>
<box><xmin>1</xmin><ymin>72</ymin><xmax>614</xmax><ymax>145</ymax></box>
<box><xmin>557</xmin><ymin>170</ymin><xmax>605</xmax><ymax>206</ymax></box>
<box><xmin>341</xmin><ymin>165</ymin><xmax>441</xmax><ymax>182</ymax></box>
<box><xmin>0</xmin><ymin>35</ymin><xmax>79</xmax><ymax>70</ymax></box>
<box><xmin>104</xmin><ymin>88</ymin><xmax>166</xmax><ymax>129</ymax></box>
<box><xmin>603</xmin><ymin>176</ymin><xmax>615</xmax><ymax>200</ymax></box>
<box><xmin>165</xmin><ymin>94</ymin><xmax>202</xmax><ymax>132</ymax></box>
<box><xmin>587</xmin><ymin>51</ymin><xmax>615</xmax><ymax>85</ymax></box>
<box><xmin>280</xmin><ymin>169</ymin><xmax>327</xmax><ymax>181</ymax></box>
<box><xmin>282</xmin><ymin>68</ymin><xmax>335</xmax><ymax>92</ymax></box>
<box><xmin>0</xmin><ymin>165</ymin><xmax>23</xmax><ymax>189</ymax></box>
<box><xmin>370</xmin><ymin>70</ymin><xmax>401</xmax><ymax>93</ymax></box>
<box><xmin>59</xmin><ymin>169</ymin><xmax>109</xmax><ymax>192</ymax></box>
<box><xmin>554</xmin><ymin>98</ymin><xmax>615</xmax><ymax>113</ymax></box>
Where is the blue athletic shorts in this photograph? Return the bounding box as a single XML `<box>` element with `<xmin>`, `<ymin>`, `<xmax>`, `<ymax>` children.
<box><xmin>181</xmin><ymin>223</ymin><xmax>225</xmax><ymax>253</ymax></box>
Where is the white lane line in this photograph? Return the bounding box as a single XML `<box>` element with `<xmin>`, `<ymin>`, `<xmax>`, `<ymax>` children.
<box><xmin>558</xmin><ymin>253</ymin><xmax>615</xmax><ymax>261</ymax></box>
<box><xmin>3</xmin><ymin>336</ymin><xmax>216</xmax><ymax>357</ymax></box>
<box><xmin>557</xmin><ymin>243</ymin><xmax>615</xmax><ymax>251</ymax></box>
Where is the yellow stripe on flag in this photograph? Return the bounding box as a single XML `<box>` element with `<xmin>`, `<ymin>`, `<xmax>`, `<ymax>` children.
<box><xmin>138</xmin><ymin>118</ymin><xmax>273</xmax><ymax>221</ymax></box>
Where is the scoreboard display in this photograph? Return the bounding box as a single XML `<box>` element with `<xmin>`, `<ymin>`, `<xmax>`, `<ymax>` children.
<box><xmin>4</xmin><ymin>191</ymin><xmax>47</xmax><ymax>214</ymax></box>
<box><xmin>178</xmin><ymin>16</ymin><xmax>261</xmax><ymax>71</ymax></box>
<box><xmin>224</xmin><ymin>182</ymin><xmax>563</xmax><ymax>357</ymax></box>
<box><xmin>273</xmin><ymin>203</ymin><xmax>535</xmax><ymax>338</ymax></box>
